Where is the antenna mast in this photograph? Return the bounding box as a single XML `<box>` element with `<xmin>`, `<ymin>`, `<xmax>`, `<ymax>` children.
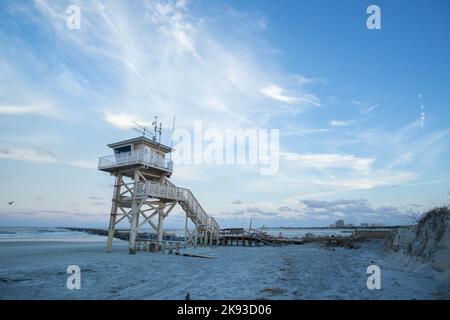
<box><xmin>132</xmin><ymin>117</ymin><xmax>162</xmax><ymax>145</ymax></box>
<box><xmin>170</xmin><ymin>115</ymin><xmax>176</xmax><ymax>161</ymax></box>
<box><xmin>152</xmin><ymin>116</ymin><xmax>162</xmax><ymax>143</ymax></box>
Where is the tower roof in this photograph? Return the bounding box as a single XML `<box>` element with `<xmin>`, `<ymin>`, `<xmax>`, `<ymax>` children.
<box><xmin>107</xmin><ymin>136</ymin><xmax>173</xmax><ymax>153</ymax></box>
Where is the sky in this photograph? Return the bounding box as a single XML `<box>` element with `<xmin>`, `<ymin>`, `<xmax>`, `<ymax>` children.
<box><xmin>0</xmin><ymin>0</ymin><xmax>449</xmax><ymax>228</ymax></box>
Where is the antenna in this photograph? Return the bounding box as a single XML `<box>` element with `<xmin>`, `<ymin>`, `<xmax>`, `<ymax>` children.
<box><xmin>151</xmin><ymin>116</ymin><xmax>162</xmax><ymax>143</ymax></box>
<box><xmin>132</xmin><ymin>117</ymin><xmax>163</xmax><ymax>144</ymax></box>
<box><xmin>170</xmin><ymin>115</ymin><xmax>176</xmax><ymax>161</ymax></box>
<box><xmin>132</xmin><ymin>121</ymin><xmax>151</xmax><ymax>138</ymax></box>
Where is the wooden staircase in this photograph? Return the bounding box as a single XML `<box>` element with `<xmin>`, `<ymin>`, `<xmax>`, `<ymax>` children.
<box><xmin>135</xmin><ymin>179</ymin><xmax>220</xmax><ymax>245</ymax></box>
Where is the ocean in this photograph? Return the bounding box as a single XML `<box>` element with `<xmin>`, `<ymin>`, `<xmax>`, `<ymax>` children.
<box><xmin>0</xmin><ymin>226</ymin><xmax>351</xmax><ymax>242</ymax></box>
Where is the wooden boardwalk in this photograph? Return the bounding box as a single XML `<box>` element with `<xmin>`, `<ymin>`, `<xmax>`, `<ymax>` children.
<box><xmin>218</xmin><ymin>228</ymin><xmax>303</xmax><ymax>247</ymax></box>
<box><xmin>133</xmin><ymin>228</ymin><xmax>391</xmax><ymax>253</ymax></box>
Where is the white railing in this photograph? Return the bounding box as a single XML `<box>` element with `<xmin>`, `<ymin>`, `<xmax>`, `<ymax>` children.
<box><xmin>136</xmin><ymin>180</ymin><xmax>220</xmax><ymax>233</ymax></box>
<box><xmin>98</xmin><ymin>150</ymin><xmax>173</xmax><ymax>172</ymax></box>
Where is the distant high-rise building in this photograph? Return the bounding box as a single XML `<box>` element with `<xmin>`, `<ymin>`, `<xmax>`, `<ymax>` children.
<box><xmin>335</xmin><ymin>219</ymin><xmax>345</xmax><ymax>228</ymax></box>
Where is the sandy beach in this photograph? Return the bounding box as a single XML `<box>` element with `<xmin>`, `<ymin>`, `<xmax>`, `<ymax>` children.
<box><xmin>0</xmin><ymin>235</ymin><xmax>446</xmax><ymax>300</ymax></box>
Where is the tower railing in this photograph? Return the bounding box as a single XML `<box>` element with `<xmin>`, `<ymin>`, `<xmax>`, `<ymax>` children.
<box><xmin>98</xmin><ymin>150</ymin><xmax>173</xmax><ymax>172</ymax></box>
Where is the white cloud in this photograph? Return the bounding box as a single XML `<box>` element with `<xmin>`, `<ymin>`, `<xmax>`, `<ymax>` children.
<box><xmin>282</xmin><ymin>152</ymin><xmax>374</xmax><ymax>173</ymax></box>
<box><xmin>420</xmin><ymin>111</ymin><xmax>425</xmax><ymax>128</ymax></box>
<box><xmin>329</xmin><ymin>119</ymin><xmax>354</xmax><ymax>127</ymax></box>
<box><xmin>260</xmin><ymin>85</ymin><xmax>321</xmax><ymax>106</ymax></box>
<box><xmin>282</xmin><ymin>126</ymin><xmax>331</xmax><ymax>137</ymax></box>
<box><xmin>7</xmin><ymin>0</ymin><xmax>326</xmax><ymax>134</ymax></box>
<box><xmin>0</xmin><ymin>147</ymin><xmax>96</xmax><ymax>170</ymax></box>
<box><xmin>104</xmin><ymin>110</ymin><xmax>138</xmax><ymax>130</ymax></box>
<box><xmin>27</xmin><ymin>0</ymin><xmax>299</xmax><ymax>130</ymax></box>
<box><xmin>297</xmin><ymin>93</ymin><xmax>321</xmax><ymax>107</ymax></box>
<box><xmin>351</xmin><ymin>99</ymin><xmax>378</xmax><ymax>114</ymax></box>
<box><xmin>67</xmin><ymin>160</ymin><xmax>98</xmax><ymax>170</ymax></box>
<box><xmin>260</xmin><ymin>84</ymin><xmax>300</xmax><ymax>105</ymax></box>
<box><xmin>0</xmin><ymin>147</ymin><xmax>58</xmax><ymax>163</ymax></box>
<box><xmin>0</xmin><ymin>104</ymin><xmax>58</xmax><ymax>117</ymax></box>
<box><xmin>362</xmin><ymin>104</ymin><xmax>378</xmax><ymax>114</ymax></box>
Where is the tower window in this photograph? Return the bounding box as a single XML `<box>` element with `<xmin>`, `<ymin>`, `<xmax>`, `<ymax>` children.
<box><xmin>114</xmin><ymin>145</ymin><xmax>131</xmax><ymax>154</ymax></box>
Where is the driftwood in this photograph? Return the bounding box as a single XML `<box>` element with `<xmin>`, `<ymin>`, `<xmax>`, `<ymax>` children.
<box><xmin>176</xmin><ymin>252</ymin><xmax>216</xmax><ymax>259</ymax></box>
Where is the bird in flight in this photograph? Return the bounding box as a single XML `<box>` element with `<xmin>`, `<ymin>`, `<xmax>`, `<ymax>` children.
<box><xmin>8</xmin><ymin>201</ymin><xmax>14</xmax><ymax>205</ymax></box>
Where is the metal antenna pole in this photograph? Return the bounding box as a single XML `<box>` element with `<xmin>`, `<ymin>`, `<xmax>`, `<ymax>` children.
<box><xmin>170</xmin><ymin>115</ymin><xmax>176</xmax><ymax>161</ymax></box>
<box><xmin>157</xmin><ymin>121</ymin><xmax>162</xmax><ymax>153</ymax></box>
<box><xmin>152</xmin><ymin>116</ymin><xmax>158</xmax><ymax>142</ymax></box>
<box><xmin>132</xmin><ymin>121</ymin><xmax>149</xmax><ymax>137</ymax></box>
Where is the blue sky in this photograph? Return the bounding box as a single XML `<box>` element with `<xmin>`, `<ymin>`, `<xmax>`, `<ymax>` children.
<box><xmin>0</xmin><ymin>0</ymin><xmax>449</xmax><ymax>228</ymax></box>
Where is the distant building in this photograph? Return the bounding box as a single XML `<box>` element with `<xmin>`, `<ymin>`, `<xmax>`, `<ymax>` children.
<box><xmin>361</xmin><ymin>223</ymin><xmax>369</xmax><ymax>228</ymax></box>
<box><xmin>335</xmin><ymin>219</ymin><xmax>345</xmax><ymax>228</ymax></box>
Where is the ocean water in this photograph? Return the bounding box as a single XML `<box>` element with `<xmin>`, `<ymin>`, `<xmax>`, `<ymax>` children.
<box><xmin>0</xmin><ymin>227</ymin><xmax>107</xmax><ymax>242</ymax></box>
<box><xmin>0</xmin><ymin>226</ymin><xmax>351</xmax><ymax>242</ymax></box>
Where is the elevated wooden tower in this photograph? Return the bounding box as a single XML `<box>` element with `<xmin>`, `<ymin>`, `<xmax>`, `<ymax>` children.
<box><xmin>98</xmin><ymin>126</ymin><xmax>220</xmax><ymax>253</ymax></box>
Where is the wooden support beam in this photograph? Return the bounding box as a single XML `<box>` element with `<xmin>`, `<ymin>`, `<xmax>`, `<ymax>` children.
<box><xmin>106</xmin><ymin>173</ymin><xmax>122</xmax><ymax>252</ymax></box>
<box><xmin>114</xmin><ymin>206</ymin><xmax>132</xmax><ymax>225</ymax></box>
<box><xmin>128</xmin><ymin>170</ymin><xmax>141</xmax><ymax>254</ymax></box>
<box><xmin>157</xmin><ymin>202</ymin><xmax>166</xmax><ymax>244</ymax></box>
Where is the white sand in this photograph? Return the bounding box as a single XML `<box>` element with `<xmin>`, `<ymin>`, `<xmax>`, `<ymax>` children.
<box><xmin>0</xmin><ymin>239</ymin><xmax>446</xmax><ymax>300</ymax></box>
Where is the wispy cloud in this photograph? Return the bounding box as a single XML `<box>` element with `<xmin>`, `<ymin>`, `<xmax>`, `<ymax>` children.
<box><xmin>329</xmin><ymin>119</ymin><xmax>354</xmax><ymax>127</ymax></box>
<box><xmin>0</xmin><ymin>147</ymin><xmax>96</xmax><ymax>169</ymax></box>
<box><xmin>260</xmin><ymin>84</ymin><xmax>301</xmax><ymax>105</ymax></box>
<box><xmin>260</xmin><ymin>84</ymin><xmax>321</xmax><ymax>106</ymax></box>
<box><xmin>362</xmin><ymin>104</ymin><xmax>378</xmax><ymax>114</ymax></box>
<box><xmin>104</xmin><ymin>110</ymin><xmax>138</xmax><ymax>130</ymax></box>
<box><xmin>420</xmin><ymin>105</ymin><xmax>425</xmax><ymax>128</ymax></box>
<box><xmin>25</xmin><ymin>0</ymin><xmax>322</xmax><ymax>130</ymax></box>
<box><xmin>0</xmin><ymin>104</ymin><xmax>59</xmax><ymax>117</ymax></box>
<box><xmin>0</xmin><ymin>147</ymin><xmax>58</xmax><ymax>163</ymax></box>
<box><xmin>352</xmin><ymin>99</ymin><xmax>378</xmax><ymax>114</ymax></box>
<box><xmin>282</xmin><ymin>152</ymin><xmax>374</xmax><ymax>173</ymax></box>
<box><xmin>67</xmin><ymin>160</ymin><xmax>98</xmax><ymax>170</ymax></box>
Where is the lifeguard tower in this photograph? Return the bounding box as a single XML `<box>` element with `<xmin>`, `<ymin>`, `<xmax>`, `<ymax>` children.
<box><xmin>98</xmin><ymin>118</ymin><xmax>220</xmax><ymax>253</ymax></box>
